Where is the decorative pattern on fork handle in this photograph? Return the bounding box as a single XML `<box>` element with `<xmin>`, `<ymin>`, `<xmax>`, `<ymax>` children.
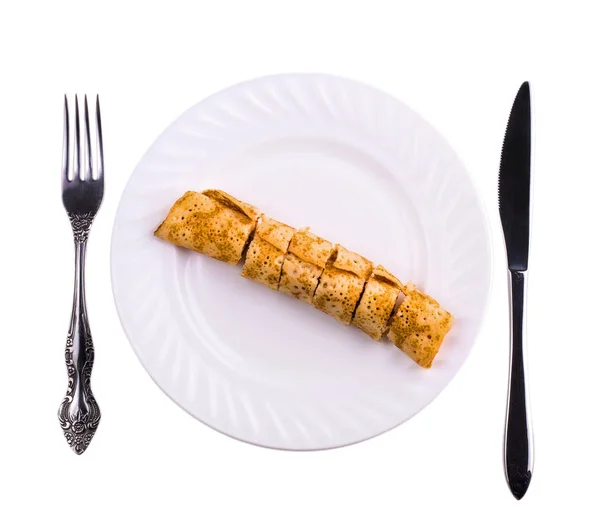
<box><xmin>68</xmin><ymin>212</ymin><xmax>94</xmax><ymax>243</ymax></box>
<box><xmin>58</xmin><ymin>329</ymin><xmax>101</xmax><ymax>454</ymax></box>
<box><xmin>58</xmin><ymin>213</ymin><xmax>101</xmax><ymax>454</ymax></box>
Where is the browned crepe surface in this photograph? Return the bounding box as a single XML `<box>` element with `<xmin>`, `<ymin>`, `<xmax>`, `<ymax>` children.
<box><xmin>352</xmin><ymin>265</ymin><xmax>402</xmax><ymax>340</ymax></box>
<box><xmin>313</xmin><ymin>245</ymin><xmax>373</xmax><ymax>325</ymax></box>
<box><xmin>387</xmin><ymin>283</ymin><xmax>454</xmax><ymax>368</ymax></box>
<box><xmin>242</xmin><ymin>216</ymin><xmax>295</xmax><ymax>290</ymax></box>
<box><xmin>279</xmin><ymin>229</ymin><xmax>333</xmax><ymax>303</ymax></box>
<box><xmin>154</xmin><ymin>190</ymin><xmax>259</xmax><ymax>265</ymax></box>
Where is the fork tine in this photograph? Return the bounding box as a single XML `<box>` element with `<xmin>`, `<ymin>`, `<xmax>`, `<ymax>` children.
<box><xmin>62</xmin><ymin>95</ymin><xmax>70</xmax><ymax>184</ymax></box>
<box><xmin>83</xmin><ymin>96</ymin><xmax>93</xmax><ymax>181</ymax></box>
<box><xmin>96</xmin><ymin>95</ymin><xmax>104</xmax><ymax>181</ymax></box>
<box><xmin>73</xmin><ymin>95</ymin><xmax>81</xmax><ymax>181</ymax></box>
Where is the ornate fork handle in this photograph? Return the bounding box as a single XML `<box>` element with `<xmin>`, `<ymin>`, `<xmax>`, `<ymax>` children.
<box><xmin>58</xmin><ymin>213</ymin><xmax>101</xmax><ymax>454</ymax></box>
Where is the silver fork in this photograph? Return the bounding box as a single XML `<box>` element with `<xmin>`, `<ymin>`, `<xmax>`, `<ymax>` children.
<box><xmin>58</xmin><ymin>95</ymin><xmax>104</xmax><ymax>454</ymax></box>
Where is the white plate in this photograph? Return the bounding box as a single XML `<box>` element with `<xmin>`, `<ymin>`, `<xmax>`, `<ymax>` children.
<box><xmin>111</xmin><ymin>74</ymin><xmax>491</xmax><ymax>450</ymax></box>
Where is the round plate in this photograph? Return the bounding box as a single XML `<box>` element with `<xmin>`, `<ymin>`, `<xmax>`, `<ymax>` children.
<box><xmin>111</xmin><ymin>74</ymin><xmax>491</xmax><ymax>450</ymax></box>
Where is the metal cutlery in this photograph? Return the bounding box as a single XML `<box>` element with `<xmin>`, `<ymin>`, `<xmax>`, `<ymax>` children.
<box><xmin>58</xmin><ymin>95</ymin><xmax>104</xmax><ymax>454</ymax></box>
<box><xmin>498</xmin><ymin>82</ymin><xmax>534</xmax><ymax>499</ymax></box>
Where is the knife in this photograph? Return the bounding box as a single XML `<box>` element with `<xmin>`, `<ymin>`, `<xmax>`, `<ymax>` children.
<box><xmin>498</xmin><ymin>81</ymin><xmax>534</xmax><ymax>499</ymax></box>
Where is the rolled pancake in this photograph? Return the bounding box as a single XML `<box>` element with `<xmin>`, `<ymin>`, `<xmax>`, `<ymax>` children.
<box><xmin>313</xmin><ymin>245</ymin><xmax>373</xmax><ymax>325</ymax></box>
<box><xmin>279</xmin><ymin>229</ymin><xmax>333</xmax><ymax>303</ymax></box>
<box><xmin>154</xmin><ymin>190</ymin><xmax>260</xmax><ymax>265</ymax></box>
<box><xmin>241</xmin><ymin>216</ymin><xmax>295</xmax><ymax>290</ymax></box>
<box><xmin>387</xmin><ymin>283</ymin><xmax>454</xmax><ymax>368</ymax></box>
<box><xmin>352</xmin><ymin>265</ymin><xmax>402</xmax><ymax>340</ymax></box>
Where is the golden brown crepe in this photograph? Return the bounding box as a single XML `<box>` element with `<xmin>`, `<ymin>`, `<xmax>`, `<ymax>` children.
<box><xmin>241</xmin><ymin>216</ymin><xmax>296</xmax><ymax>290</ymax></box>
<box><xmin>154</xmin><ymin>190</ymin><xmax>260</xmax><ymax>265</ymax></box>
<box><xmin>156</xmin><ymin>189</ymin><xmax>456</xmax><ymax>369</ymax></box>
<box><xmin>352</xmin><ymin>265</ymin><xmax>402</xmax><ymax>340</ymax></box>
<box><xmin>387</xmin><ymin>282</ymin><xmax>454</xmax><ymax>368</ymax></box>
<box><xmin>279</xmin><ymin>229</ymin><xmax>333</xmax><ymax>303</ymax></box>
<box><xmin>313</xmin><ymin>245</ymin><xmax>373</xmax><ymax>325</ymax></box>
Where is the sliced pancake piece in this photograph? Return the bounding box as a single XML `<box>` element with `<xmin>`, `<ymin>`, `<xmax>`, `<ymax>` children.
<box><xmin>387</xmin><ymin>282</ymin><xmax>454</xmax><ymax>368</ymax></box>
<box><xmin>352</xmin><ymin>265</ymin><xmax>402</xmax><ymax>340</ymax></box>
<box><xmin>313</xmin><ymin>245</ymin><xmax>373</xmax><ymax>325</ymax></box>
<box><xmin>287</xmin><ymin>228</ymin><xmax>332</xmax><ymax>268</ymax></box>
<box><xmin>279</xmin><ymin>229</ymin><xmax>333</xmax><ymax>303</ymax></box>
<box><xmin>241</xmin><ymin>216</ymin><xmax>296</xmax><ymax>290</ymax></box>
<box><xmin>154</xmin><ymin>190</ymin><xmax>260</xmax><ymax>265</ymax></box>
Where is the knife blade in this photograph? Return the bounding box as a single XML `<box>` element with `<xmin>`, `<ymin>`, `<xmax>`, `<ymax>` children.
<box><xmin>498</xmin><ymin>81</ymin><xmax>534</xmax><ymax>500</ymax></box>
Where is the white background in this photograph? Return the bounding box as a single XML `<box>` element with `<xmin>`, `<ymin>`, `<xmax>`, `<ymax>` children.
<box><xmin>0</xmin><ymin>1</ymin><xmax>598</xmax><ymax>529</ymax></box>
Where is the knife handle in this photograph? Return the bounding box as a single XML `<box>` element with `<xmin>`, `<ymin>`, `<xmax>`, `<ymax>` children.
<box><xmin>504</xmin><ymin>270</ymin><xmax>533</xmax><ymax>499</ymax></box>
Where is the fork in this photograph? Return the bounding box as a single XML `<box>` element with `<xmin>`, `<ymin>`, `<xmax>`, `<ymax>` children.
<box><xmin>58</xmin><ymin>95</ymin><xmax>104</xmax><ymax>454</ymax></box>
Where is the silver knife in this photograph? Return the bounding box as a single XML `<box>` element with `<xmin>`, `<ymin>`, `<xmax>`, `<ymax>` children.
<box><xmin>498</xmin><ymin>81</ymin><xmax>534</xmax><ymax>499</ymax></box>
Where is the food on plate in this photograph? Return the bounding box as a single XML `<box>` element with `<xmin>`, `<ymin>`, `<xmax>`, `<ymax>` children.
<box><xmin>279</xmin><ymin>228</ymin><xmax>333</xmax><ymax>303</ymax></box>
<box><xmin>241</xmin><ymin>215</ymin><xmax>296</xmax><ymax>290</ymax></box>
<box><xmin>313</xmin><ymin>245</ymin><xmax>372</xmax><ymax>325</ymax></box>
<box><xmin>155</xmin><ymin>189</ymin><xmax>454</xmax><ymax>368</ymax></box>
<box><xmin>154</xmin><ymin>190</ymin><xmax>260</xmax><ymax>265</ymax></box>
<box><xmin>352</xmin><ymin>265</ymin><xmax>403</xmax><ymax>340</ymax></box>
<box><xmin>387</xmin><ymin>282</ymin><xmax>454</xmax><ymax>368</ymax></box>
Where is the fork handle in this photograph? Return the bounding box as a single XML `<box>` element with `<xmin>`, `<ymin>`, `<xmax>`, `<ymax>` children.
<box><xmin>58</xmin><ymin>216</ymin><xmax>101</xmax><ymax>454</ymax></box>
<box><xmin>504</xmin><ymin>270</ymin><xmax>533</xmax><ymax>499</ymax></box>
